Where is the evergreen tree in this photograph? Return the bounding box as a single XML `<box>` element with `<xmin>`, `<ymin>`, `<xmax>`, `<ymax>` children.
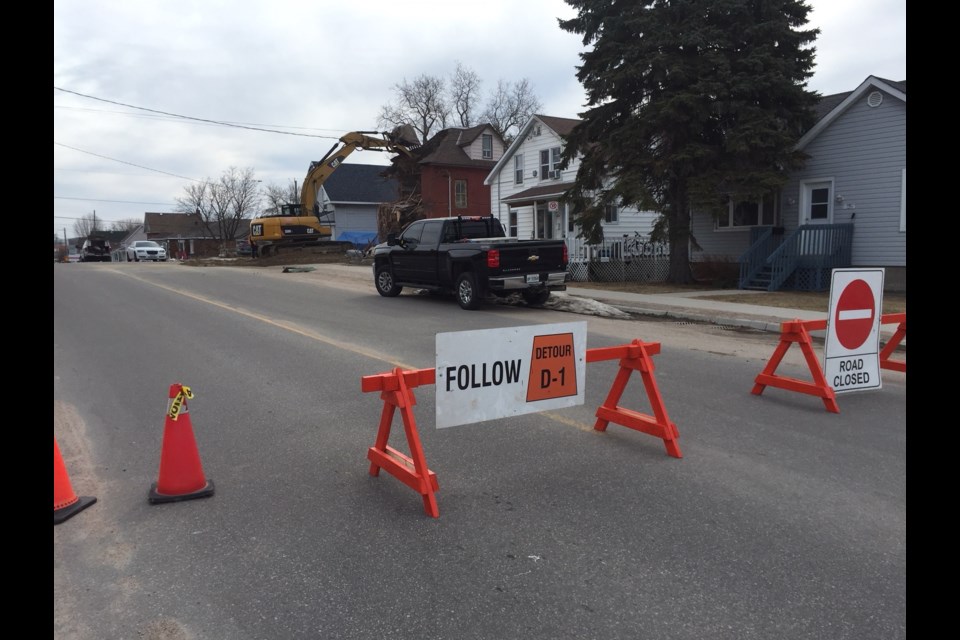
<box><xmin>559</xmin><ymin>0</ymin><xmax>820</xmax><ymax>283</ymax></box>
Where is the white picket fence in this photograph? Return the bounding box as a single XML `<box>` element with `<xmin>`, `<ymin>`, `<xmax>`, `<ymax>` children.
<box><xmin>565</xmin><ymin>235</ymin><xmax>670</xmax><ymax>283</ymax></box>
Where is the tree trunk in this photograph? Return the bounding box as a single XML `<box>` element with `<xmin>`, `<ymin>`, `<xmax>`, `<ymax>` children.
<box><xmin>666</xmin><ymin>193</ymin><xmax>695</xmax><ymax>284</ymax></box>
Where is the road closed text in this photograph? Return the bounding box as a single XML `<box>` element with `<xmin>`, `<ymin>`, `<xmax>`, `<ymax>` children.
<box><xmin>832</xmin><ymin>358</ymin><xmax>871</xmax><ymax>389</ymax></box>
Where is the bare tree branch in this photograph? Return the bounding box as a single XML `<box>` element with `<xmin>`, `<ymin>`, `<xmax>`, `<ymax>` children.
<box><xmin>175</xmin><ymin>167</ymin><xmax>261</xmax><ymax>256</ymax></box>
<box><xmin>482</xmin><ymin>78</ymin><xmax>543</xmax><ymax>144</ymax></box>
<box><xmin>377</xmin><ymin>74</ymin><xmax>450</xmax><ymax>143</ymax></box>
<box><xmin>449</xmin><ymin>62</ymin><xmax>482</xmax><ymax>127</ymax></box>
<box><xmin>262</xmin><ymin>180</ymin><xmax>299</xmax><ymax>216</ymax></box>
<box><xmin>110</xmin><ymin>218</ymin><xmax>141</xmax><ymax>233</ymax></box>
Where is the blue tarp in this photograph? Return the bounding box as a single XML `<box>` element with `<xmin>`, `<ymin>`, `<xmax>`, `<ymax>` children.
<box><xmin>337</xmin><ymin>231</ymin><xmax>379</xmax><ymax>250</ymax></box>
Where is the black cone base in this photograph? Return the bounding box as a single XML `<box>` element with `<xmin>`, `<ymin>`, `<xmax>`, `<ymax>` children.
<box><xmin>148</xmin><ymin>479</ymin><xmax>215</xmax><ymax>504</ymax></box>
<box><xmin>54</xmin><ymin>495</ymin><xmax>97</xmax><ymax>525</ymax></box>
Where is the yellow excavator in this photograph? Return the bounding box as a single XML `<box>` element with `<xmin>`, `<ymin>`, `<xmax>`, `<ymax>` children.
<box><xmin>250</xmin><ymin>124</ymin><xmax>420</xmax><ymax>257</ymax></box>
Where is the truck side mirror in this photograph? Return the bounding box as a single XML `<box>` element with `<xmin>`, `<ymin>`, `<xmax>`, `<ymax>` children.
<box><xmin>387</xmin><ymin>233</ymin><xmax>398</xmax><ymax>246</ymax></box>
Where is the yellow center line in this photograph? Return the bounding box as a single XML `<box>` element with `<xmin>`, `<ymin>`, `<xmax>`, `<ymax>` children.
<box><xmin>114</xmin><ymin>270</ymin><xmax>414</xmax><ymax>370</ymax></box>
<box><xmin>114</xmin><ymin>269</ymin><xmax>596</xmax><ymax>431</ymax></box>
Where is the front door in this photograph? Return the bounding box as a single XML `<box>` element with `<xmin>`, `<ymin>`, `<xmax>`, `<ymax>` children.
<box><xmin>535</xmin><ymin>204</ymin><xmax>555</xmax><ymax>239</ymax></box>
<box><xmin>802</xmin><ymin>181</ymin><xmax>834</xmax><ymax>225</ymax></box>
<box><xmin>800</xmin><ymin>181</ymin><xmax>834</xmax><ymax>255</ymax></box>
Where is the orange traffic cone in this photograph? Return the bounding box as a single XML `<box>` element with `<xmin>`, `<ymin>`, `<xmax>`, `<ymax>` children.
<box><xmin>148</xmin><ymin>383</ymin><xmax>214</xmax><ymax>504</ymax></box>
<box><xmin>54</xmin><ymin>436</ymin><xmax>96</xmax><ymax>525</ymax></box>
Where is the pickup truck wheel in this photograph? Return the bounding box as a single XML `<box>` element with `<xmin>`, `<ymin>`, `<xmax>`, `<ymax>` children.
<box><xmin>375</xmin><ymin>266</ymin><xmax>402</xmax><ymax>297</ymax></box>
<box><xmin>455</xmin><ymin>272</ymin><xmax>481</xmax><ymax>310</ymax></box>
<box><xmin>522</xmin><ymin>289</ymin><xmax>551</xmax><ymax>306</ymax></box>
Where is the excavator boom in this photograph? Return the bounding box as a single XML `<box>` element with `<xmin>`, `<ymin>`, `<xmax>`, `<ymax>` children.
<box><xmin>250</xmin><ymin>124</ymin><xmax>419</xmax><ymax>258</ymax></box>
<box><xmin>299</xmin><ymin>124</ymin><xmax>420</xmax><ymax>217</ymax></box>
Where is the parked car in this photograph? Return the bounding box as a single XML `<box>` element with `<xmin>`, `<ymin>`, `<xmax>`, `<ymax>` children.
<box><xmin>126</xmin><ymin>241</ymin><xmax>168</xmax><ymax>262</ymax></box>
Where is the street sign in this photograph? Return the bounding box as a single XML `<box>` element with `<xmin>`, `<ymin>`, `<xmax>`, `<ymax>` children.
<box><xmin>824</xmin><ymin>269</ymin><xmax>884</xmax><ymax>393</ymax></box>
<box><xmin>435</xmin><ymin>322</ymin><xmax>587</xmax><ymax>428</ymax></box>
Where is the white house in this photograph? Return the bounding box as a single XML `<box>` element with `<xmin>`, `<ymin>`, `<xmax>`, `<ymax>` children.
<box><xmin>483</xmin><ymin>115</ymin><xmax>659</xmax><ymax>259</ymax></box>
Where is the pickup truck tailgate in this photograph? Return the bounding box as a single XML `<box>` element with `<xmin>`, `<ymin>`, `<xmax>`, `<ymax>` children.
<box><xmin>497</xmin><ymin>243</ymin><xmax>566</xmax><ymax>273</ymax></box>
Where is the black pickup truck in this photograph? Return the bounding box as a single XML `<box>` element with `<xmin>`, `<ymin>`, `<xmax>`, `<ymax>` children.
<box><xmin>371</xmin><ymin>216</ymin><xmax>568</xmax><ymax>310</ymax></box>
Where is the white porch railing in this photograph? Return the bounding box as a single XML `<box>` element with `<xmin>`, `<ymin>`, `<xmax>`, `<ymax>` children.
<box><xmin>565</xmin><ymin>234</ymin><xmax>670</xmax><ymax>282</ymax></box>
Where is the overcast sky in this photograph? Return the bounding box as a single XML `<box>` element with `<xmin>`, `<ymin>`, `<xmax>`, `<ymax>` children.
<box><xmin>53</xmin><ymin>0</ymin><xmax>906</xmax><ymax>240</ymax></box>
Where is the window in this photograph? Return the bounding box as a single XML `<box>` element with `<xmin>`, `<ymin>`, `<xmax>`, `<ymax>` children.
<box><xmin>420</xmin><ymin>221</ymin><xmax>442</xmax><ymax>247</ymax></box>
<box><xmin>540</xmin><ymin>147</ymin><xmax>561</xmax><ymax>179</ymax></box>
<box><xmin>604</xmin><ymin>204</ymin><xmax>619</xmax><ymax>224</ymax></box>
<box><xmin>455</xmin><ymin>180</ymin><xmax>467</xmax><ymax>208</ymax></box>
<box><xmin>482</xmin><ymin>134</ymin><xmax>493</xmax><ymax>159</ymax></box>
<box><xmin>509</xmin><ymin>210</ymin><xmax>518</xmax><ymax>237</ymax></box>
<box><xmin>808</xmin><ymin>188</ymin><xmax>828</xmax><ymax>220</ymax></box>
<box><xmin>400</xmin><ymin>221</ymin><xmax>424</xmax><ymax>245</ymax></box>
<box><xmin>514</xmin><ymin>155</ymin><xmax>524</xmax><ymax>185</ymax></box>
<box><xmin>717</xmin><ymin>194</ymin><xmax>777</xmax><ymax>228</ymax></box>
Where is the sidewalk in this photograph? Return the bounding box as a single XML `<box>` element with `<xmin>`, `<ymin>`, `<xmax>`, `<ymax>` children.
<box><xmin>304</xmin><ymin>263</ymin><xmax>903</xmax><ymax>343</ymax></box>
<box><xmin>564</xmin><ymin>286</ymin><xmax>826</xmax><ymax>333</ymax></box>
<box><xmin>563</xmin><ymin>285</ymin><xmax>905</xmax><ymax>345</ymax></box>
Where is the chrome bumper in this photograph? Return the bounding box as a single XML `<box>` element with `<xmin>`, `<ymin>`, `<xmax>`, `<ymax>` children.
<box><xmin>488</xmin><ymin>271</ymin><xmax>568</xmax><ymax>291</ymax></box>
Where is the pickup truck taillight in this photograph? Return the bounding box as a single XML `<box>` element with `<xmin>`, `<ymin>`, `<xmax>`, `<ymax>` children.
<box><xmin>562</xmin><ymin>243</ymin><xmax>568</xmax><ymax>265</ymax></box>
<box><xmin>486</xmin><ymin>249</ymin><xmax>500</xmax><ymax>268</ymax></box>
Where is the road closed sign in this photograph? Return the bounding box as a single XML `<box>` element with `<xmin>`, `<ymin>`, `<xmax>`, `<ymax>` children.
<box><xmin>823</xmin><ymin>269</ymin><xmax>884</xmax><ymax>393</ymax></box>
<box><xmin>435</xmin><ymin>322</ymin><xmax>587</xmax><ymax>428</ymax></box>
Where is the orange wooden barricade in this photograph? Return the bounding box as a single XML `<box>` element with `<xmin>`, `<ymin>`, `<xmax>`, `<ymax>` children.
<box><xmin>360</xmin><ymin>340</ymin><xmax>682</xmax><ymax>517</ymax></box>
<box><xmin>586</xmin><ymin>339</ymin><xmax>682</xmax><ymax>458</ymax></box>
<box><xmin>752</xmin><ymin>313</ymin><xmax>906</xmax><ymax>413</ymax></box>
<box><xmin>361</xmin><ymin>367</ymin><xmax>440</xmax><ymax>518</ymax></box>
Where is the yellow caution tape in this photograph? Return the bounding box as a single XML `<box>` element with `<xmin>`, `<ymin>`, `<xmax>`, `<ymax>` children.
<box><xmin>167</xmin><ymin>385</ymin><xmax>194</xmax><ymax>421</ymax></box>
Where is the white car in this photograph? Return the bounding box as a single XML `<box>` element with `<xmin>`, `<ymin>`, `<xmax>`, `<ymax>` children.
<box><xmin>126</xmin><ymin>240</ymin><xmax>168</xmax><ymax>262</ymax></box>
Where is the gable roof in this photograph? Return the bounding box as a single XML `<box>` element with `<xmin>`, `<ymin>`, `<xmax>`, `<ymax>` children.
<box><xmin>416</xmin><ymin>124</ymin><xmax>502</xmax><ymax>168</ymax></box>
<box><xmin>798</xmin><ymin>75</ymin><xmax>906</xmax><ymax>149</ymax></box>
<box><xmin>322</xmin><ymin>164</ymin><xmax>399</xmax><ymax>202</ymax></box>
<box><xmin>484</xmin><ymin>114</ymin><xmax>582</xmax><ymax>185</ymax></box>
<box><xmin>143</xmin><ymin>212</ymin><xmax>213</xmax><ymax>238</ymax></box>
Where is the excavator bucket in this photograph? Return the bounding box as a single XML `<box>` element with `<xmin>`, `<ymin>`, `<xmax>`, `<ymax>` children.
<box><xmin>388</xmin><ymin>124</ymin><xmax>421</xmax><ymax>149</ymax></box>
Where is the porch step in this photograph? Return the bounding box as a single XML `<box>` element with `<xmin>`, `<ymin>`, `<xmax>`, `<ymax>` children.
<box><xmin>741</xmin><ymin>268</ymin><xmax>773</xmax><ymax>291</ymax></box>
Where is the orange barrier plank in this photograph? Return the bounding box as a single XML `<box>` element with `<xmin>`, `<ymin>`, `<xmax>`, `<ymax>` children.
<box><xmin>879</xmin><ymin>313</ymin><xmax>906</xmax><ymax>373</ymax></box>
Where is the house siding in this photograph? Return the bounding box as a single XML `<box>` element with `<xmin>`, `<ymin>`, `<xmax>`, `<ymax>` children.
<box><xmin>487</xmin><ymin>117</ymin><xmax>658</xmax><ymax>241</ymax></box>
<box><xmin>691</xmin><ymin>79</ymin><xmax>906</xmax><ymax>284</ymax></box>
<box><xmin>788</xmin><ymin>90</ymin><xmax>906</xmax><ymax>268</ymax></box>
<box><xmin>421</xmin><ymin>165</ymin><xmax>491</xmax><ymax>218</ymax></box>
<box><xmin>464</xmin><ymin>129</ymin><xmax>506</xmax><ymax>161</ymax></box>
<box><xmin>330</xmin><ymin>203</ymin><xmax>377</xmax><ymax>238</ymax></box>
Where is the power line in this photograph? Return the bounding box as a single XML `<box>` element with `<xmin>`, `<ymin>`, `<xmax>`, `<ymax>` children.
<box><xmin>54</xmin><ymin>196</ymin><xmax>176</xmax><ymax>205</ymax></box>
<box><xmin>54</xmin><ymin>87</ymin><xmax>343</xmax><ymax>139</ymax></box>
<box><xmin>54</xmin><ymin>142</ymin><xmax>202</xmax><ymax>182</ymax></box>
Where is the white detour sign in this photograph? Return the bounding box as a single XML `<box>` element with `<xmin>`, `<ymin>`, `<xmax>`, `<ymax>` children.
<box><xmin>435</xmin><ymin>322</ymin><xmax>587</xmax><ymax>428</ymax></box>
<box><xmin>823</xmin><ymin>268</ymin><xmax>884</xmax><ymax>393</ymax></box>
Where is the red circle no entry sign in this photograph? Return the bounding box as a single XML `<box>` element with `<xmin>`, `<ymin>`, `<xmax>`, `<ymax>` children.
<box><xmin>834</xmin><ymin>279</ymin><xmax>876</xmax><ymax>350</ymax></box>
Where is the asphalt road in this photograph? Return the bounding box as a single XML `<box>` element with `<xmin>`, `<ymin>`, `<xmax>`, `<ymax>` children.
<box><xmin>54</xmin><ymin>262</ymin><xmax>906</xmax><ymax>640</ymax></box>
